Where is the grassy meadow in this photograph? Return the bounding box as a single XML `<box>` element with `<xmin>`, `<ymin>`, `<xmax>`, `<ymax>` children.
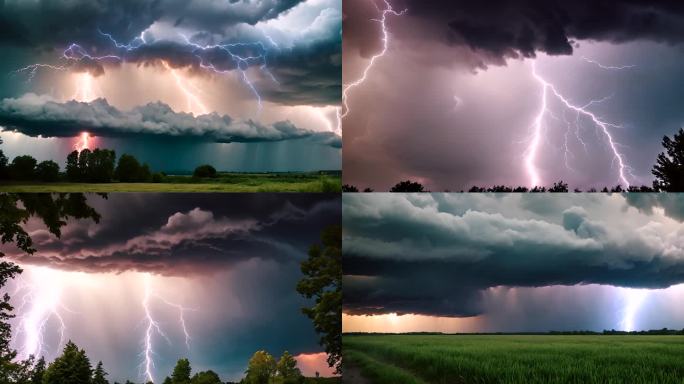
<box><xmin>343</xmin><ymin>334</ymin><xmax>684</xmax><ymax>384</ymax></box>
<box><xmin>0</xmin><ymin>172</ymin><xmax>341</xmax><ymax>192</ymax></box>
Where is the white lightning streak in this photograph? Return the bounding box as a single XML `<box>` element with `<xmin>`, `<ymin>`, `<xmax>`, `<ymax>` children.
<box><xmin>163</xmin><ymin>61</ymin><xmax>209</xmax><ymax>115</ymax></box>
<box><xmin>582</xmin><ymin>57</ymin><xmax>635</xmax><ymax>70</ymax></box>
<box><xmin>524</xmin><ymin>61</ymin><xmax>631</xmax><ymax>188</ymax></box>
<box><xmin>620</xmin><ymin>288</ymin><xmax>648</xmax><ymax>332</ymax></box>
<box><xmin>341</xmin><ymin>0</ymin><xmax>406</xmax><ymax>119</ymax></box>
<box><xmin>140</xmin><ymin>274</ymin><xmax>194</xmax><ymax>383</ymax></box>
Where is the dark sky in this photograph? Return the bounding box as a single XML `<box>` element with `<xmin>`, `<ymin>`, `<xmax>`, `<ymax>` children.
<box><xmin>0</xmin><ymin>0</ymin><xmax>341</xmax><ymax>172</ymax></box>
<box><xmin>343</xmin><ymin>193</ymin><xmax>684</xmax><ymax>332</ymax></box>
<box><xmin>3</xmin><ymin>193</ymin><xmax>340</xmax><ymax>382</ymax></box>
<box><xmin>342</xmin><ymin>0</ymin><xmax>684</xmax><ymax>190</ymax></box>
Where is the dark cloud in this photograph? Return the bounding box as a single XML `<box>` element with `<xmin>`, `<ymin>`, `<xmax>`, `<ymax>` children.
<box><xmin>2</xmin><ymin>193</ymin><xmax>341</xmax><ymax>275</ymax></box>
<box><xmin>405</xmin><ymin>0</ymin><xmax>684</xmax><ymax>61</ymax></box>
<box><xmin>343</xmin><ymin>194</ymin><xmax>684</xmax><ymax>317</ymax></box>
<box><xmin>0</xmin><ymin>94</ymin><xmax>341</xmax><ymax>147</ymax></box>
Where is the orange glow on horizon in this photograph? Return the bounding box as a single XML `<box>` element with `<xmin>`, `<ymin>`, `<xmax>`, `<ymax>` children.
<box><xmin>342</xmin><ymin>313</ymin><xmax>484</xmax><ymax>334</ymax></box>
<box><xmin>294</xmin><ymin>352</ymin><xmax>337</xmax><ymax>378</ymax></box>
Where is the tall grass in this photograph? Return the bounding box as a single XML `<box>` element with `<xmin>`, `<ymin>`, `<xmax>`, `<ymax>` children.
<box><xmin>344</xmin><ymin>334</ymin><xmax>684</xmax><ymax>384</ymax></box>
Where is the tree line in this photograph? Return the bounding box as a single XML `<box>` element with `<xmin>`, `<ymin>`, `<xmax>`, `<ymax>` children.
<box><xmin>343</xmin><ymin>128</ymin><xmax>684</xmax><ymax>192</ymax></box>
<box><xmin>0</xmin><ymin>141</ymin><xmax>219</xmax><ymax>183</ymax></box>
<box><xmin>8</xmin><ymin>340</ymin><xmax>309</xmax><ymax>384</ymax></box>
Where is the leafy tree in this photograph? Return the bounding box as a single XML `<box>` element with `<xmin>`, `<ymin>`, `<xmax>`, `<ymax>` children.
<box><xmin>42</xmin><ymin>341</ymin><xmax>93</xmax><ymax>384</ymax></box>
<box><xmin>31</xmin><ymin>356</ymin><xmax>46</xmax><ymax>384</ymax></box>
<box><xmin>296</xmin><ymin>226</ymin><xmax>342</xmax><ymax>374</ymax></box>
<box><xmin>275</xmin><ymin>351</ymin><xmax>302</xmax><ymax>384</ymax></box>
<box><xmin>652</xmin><ymin>128</ymin><xmax>684</xmax><ymax>191</ymax></box>
<box><xmin>9</xmin><ymin>155</ymin><xmax>37</xmax><ymax>180</ymax></box>
<box><xmin>85</xmin><ymin>149</ymin><xmax>116</xmax><ymax>182</ymax></box>
<box><xmin>92</xmin><ymin>361</ymin><xmax>109</xmax><ymax>384</ymax></box>
<box><xmin>389</xmin><ymin>180</ymin><xmax>425</xmax><ymax>192</ymax></box>
<box><xmin>244</xmin><ymin>351</ymin><xmax>276</xmax><ymax>384</ymax></box>
<box><xmin>36</xmin><ymin>160</ymin><xmax>60</xmax><ymax>182</ymax></box>
<box><xmin>163</xmin><ymin>376</ymin><xmax>173</xmax><ymax>384</ymax></box>
<box><xmin>190</xmin><ymin>370</ymin><xmax>222</xmax><ymax>384</ymax></box>
<box><xmin>0</xmin><ymin>149</ymin><xmax>8</xmax><ymax>180</ymax></box>
<box><xmin>115</xmin><ymin>154</ymin><xmax>151</xmax><ymax>182</ymax></box>
<box><xmin>171</xmin><ymin>358</ymin><xmax>192</xmax><ymax>384</ymax></box>
<box><xmin>193</xmin><ymin>165</ymin><xmax>217</xmax><ymax>178</ymax></box>
<box><xmin>66</xmin><ymin>150</ymin><xmax>81</xmax><ymax>181</ymax></box>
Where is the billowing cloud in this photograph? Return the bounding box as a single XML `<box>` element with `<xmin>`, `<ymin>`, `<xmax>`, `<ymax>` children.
<box><xmin>343</xmin><ymin>194</ymin><xmax>684</xmax><ymax>317</ymax></box>
<box><xmin>2</xmin><ymin>194</ymin><xmax>342</xmax><ymax>275</ymax></box>
<box><xmin>0</xmin><ymin>94</ymin><xmax>341</xmax><ymax>147</ymax></box>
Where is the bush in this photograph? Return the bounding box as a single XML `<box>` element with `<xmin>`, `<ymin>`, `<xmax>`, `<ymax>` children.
<box><xmin>36</xmin><ymin>160</ymin><xmax>60</xmax><ymax>182</ymax></box>
<box><xmin>193</xmin><ymin>164</ymin><xmax>217</xmax><ymax>178</ymax></box>
<box><xmin>390</xmin><ymin>180</ymin><xmax>426</xmax><ymax>192</ymax></box>
<box><xmin>151</xmin><ymin>172</ymin><xmax>164</xmax><ymax>183</ymax></box>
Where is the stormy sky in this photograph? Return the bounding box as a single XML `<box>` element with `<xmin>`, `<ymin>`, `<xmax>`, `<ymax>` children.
<box><xmin>343</xmin><ymin>193</ymin><xmax>684</xmax><ymax>333</ymax></box>
<box><xmin>2</xmin><ymin>193</ymin><xmax>340</xmax><ymax>382</ymax></box>
<box><xmin>342</xmin><ymin>0</ymin><xmax>684</xmax><ymax>190</ymax></box>
<box><xmin>0</xmin><ymin>0</ymin><xmax>341</xmax><ymax>172</ymax></box>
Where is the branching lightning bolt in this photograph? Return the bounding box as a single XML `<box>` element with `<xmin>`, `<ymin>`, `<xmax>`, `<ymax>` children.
<box><xmin>12</xmin><ymin>29</ymin><xmax>279</xmax><ymax>113</ymax></box>
<box><xmin>73</xmin><ymin>132</ymin><xmax>92</xmax><ymax>152</ymax></box>
<box><xmin>582</xmin><ymin>57</ymin><xmax>635</xmax><ymax>70</ymax></box>
<box><xmin>340</xmin><ymin>0</ymin><xmax>406</xmax><ymax>119</ymax></box>
<box><xmin>140</xmin><ymin>274</ymin><xmax>195</xmax><ymax>383</ymax></box>
<box><xmin>11</xmin><ymin>268</ymin><xmax>70</xmax><ymax>361</ymax></box>
<box><xmin>524</xmin><ymin>61</ymin><xmax>632</xmax><ymax>188</ymax></box>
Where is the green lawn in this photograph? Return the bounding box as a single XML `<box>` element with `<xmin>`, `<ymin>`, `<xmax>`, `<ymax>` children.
<box><xmin>343</xmin><ymin>334</ymin><xmax>684</xmax><ymax>384</ymax></box>
<box><xmin>0</xmin><ymin>173</ymin><xmax>341</xmax><ymax>192</ymax></box>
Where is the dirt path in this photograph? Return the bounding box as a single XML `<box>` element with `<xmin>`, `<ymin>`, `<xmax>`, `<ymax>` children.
<box><xmin>342</xmin><ymin>362</ymin><xmax>371</xmax><ymax>384</ymax></box>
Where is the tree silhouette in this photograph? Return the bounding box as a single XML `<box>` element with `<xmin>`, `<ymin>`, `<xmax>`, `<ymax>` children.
<box><xmin>36</xmin><ymin>160</ymin><xmax>61</xmax><ymax>182</ymax></box>
<box><xmin>653</xmin><ymin>128</ymin><xmax>684</xmax><ymax>191</ymax></box>
<box><xmin>548</xmin><ymin>181</ymin><xmax>569</xmax><ymax>192</ymax></box>
<box><xmin>193</xmin><ymin>165</ymin><xmax>217</xmax><ymax>178</ymax></box>
<box><xmin>43</xmin><ymin>341</ymin><xmax>93</xmax><ymax>384</ymax></box>
<box><xmin>296</xmin><ymin>226</ymin><xmax>342</xmax><ymax>374</ymax></box>
<box><xmin>341</xmin><ymin>184</ymin><xmax>358</xmax><ymax>192</ymax></box>
<box><xmin>190</xmin><ymin>370</ymin><xmax>222</xmax><ymax>384</ymax></box>
<box><xmin>92</xmin><ymin>361</ymin><xmax>109</xmax><ymax>384</ymax></box>
<box><xmin>115</xmin><ymin>154</ymin><xmax>151</xmax><ymax>182</ymax></box>
<box><xmin>8</xmin><ymin>155</ymin><xmax>37</xmax><ymax>181</ymax></box>
<box><xmin>390</xmin><ymin>180</ymin><xmax>426</xmax><ymax>192</ymax></box>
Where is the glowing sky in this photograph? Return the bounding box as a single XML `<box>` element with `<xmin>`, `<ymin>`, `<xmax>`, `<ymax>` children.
<box><xmin>2</xmin><ymin>193</ymin><xmax>340</xmax><ymax>382</ymax></box>
<box><xmin>342</xmin><ymin>0</ymin><xmax>684</xmax><ymax>190</ymax></box>
<box><xmin>0</xmin><ymin>0</ymin><xmax>341</xmax><ymax>172</ymax></box>
<box><xmin>343</xmin><ymin>193</ymin><xmax>684</xmax><ymax>333</ymax></box>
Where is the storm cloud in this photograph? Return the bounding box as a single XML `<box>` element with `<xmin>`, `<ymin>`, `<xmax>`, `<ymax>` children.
<box><xmin>0</xmin><ymin>94</ymin><xmax>341</xmax><ymax>147</ymax></box>
<box><xmin>2</xmin><ymin>193</ymin><xmax>341</xmax><ymax>275</ymax></box>
<box><xmin>343</xmin><ymin>194</ymin><xmax>684</xmax><ymax>317</ymax></box>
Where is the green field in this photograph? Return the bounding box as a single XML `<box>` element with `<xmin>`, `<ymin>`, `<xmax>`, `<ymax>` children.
<box><xmin>0</xmin><ymin>172</ymin><xmax>341</xmax><ymax>192</ymax></box>
<box><xmin>343</xmin><ymin>334</ymin><xmax>684</xmax><ymax>384</ymax></box>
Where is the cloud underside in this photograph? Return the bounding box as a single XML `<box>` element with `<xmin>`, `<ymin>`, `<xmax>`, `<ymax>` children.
<box><xmin>404</xmin><ymin>0</ymin><xmax>684</xmax><ymax>61</ymax></box>
<box><xmin>343</xmin><ymin>194</ymin><xmax>684</xmax><ymax>317</ymax></box>
<box><xmin>2</xmin><ymin>195</ymin><xmax>341</xmax><ymax>275</ymax></box>
<box><xmin>0</xmin><ymin>94</ymin><xmax>341</xmax><ymax>147</ymax></box>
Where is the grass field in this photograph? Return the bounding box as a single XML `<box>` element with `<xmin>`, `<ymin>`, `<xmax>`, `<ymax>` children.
<box><xmin>0</xmin><ymin>172</ymin><xmax>341</xmax><ymax>192</ymax></box>
<box><xmin>343</xmin><ymin>334</ymin><xmax>684</xmax><ymax>384</ymax></box>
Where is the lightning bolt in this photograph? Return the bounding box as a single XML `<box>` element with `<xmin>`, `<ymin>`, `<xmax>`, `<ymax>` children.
<box><xmin>524</xmin><ymin>61</ymin><xmax>631</xmax><ymax>188</ymax></box>
<box><xmin>341</xmin><ymin>0</ymin><xmax>406</xmax><ymax>119</ymax></box>
<box><xmin>162</xmin><ymin>61</ymin><xmax>209</xmax><ymax>115</ymax></box>
<box><xmin>140</xmin><ymin>273</ymin><xmax>195</xmax><ymax>383</ymax></box>
<box><xmin>619</xmin><ymin>288</ymin><xmax>648</xmax><ymax>332</ymax></box>
<box><xmin>73</xmin><ymin>132</ymin><xmax>92</xmax><ymax>152</ymax></box>
<box><xmin>582</xmin><ymin>57</ymin><xmax>635</xmax><ymax>70</ymax></box>
<box><xmin>11</xmin><ymin>267</ymin><xmax>69</xmax><ymax>361</ymax></box>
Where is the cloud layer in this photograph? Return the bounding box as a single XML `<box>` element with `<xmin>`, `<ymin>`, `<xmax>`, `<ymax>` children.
<box><xmin>2</xmin><ymin>193</ymin><xmax>341</xmax><ymax>275</ymax></box>
<box><xmin>0</xmin><ymin>94</ymin><xmax>341</xmax><ymax>147</ymax></box>
<box><xmin>343</xmin><ymin>194</ymin><xmax>684</xmax><ymax>317</ymax></box>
